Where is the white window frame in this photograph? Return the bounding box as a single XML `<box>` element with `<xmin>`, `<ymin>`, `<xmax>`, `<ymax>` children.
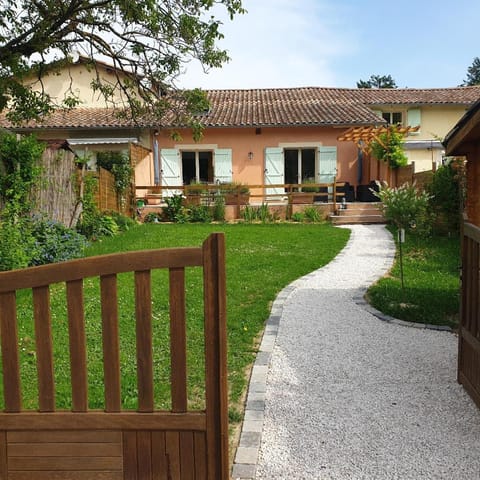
<box><xmin>382</xmin><ymin>111</ymin><xmax>403</xmax><ymax>125</ymax></box>
<box><xmin>180</xmin><ymin>150</ymin><xmax>214</xmax><ymax>184</ymax></box>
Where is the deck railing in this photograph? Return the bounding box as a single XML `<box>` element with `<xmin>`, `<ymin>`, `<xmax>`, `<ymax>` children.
<box><xmin>137</xmin><ymin>181</ymin><xmax>346</xmax><ymax>213</ymax></box>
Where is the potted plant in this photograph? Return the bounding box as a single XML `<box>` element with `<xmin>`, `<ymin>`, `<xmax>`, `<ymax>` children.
<box><xmin>220</xmin><ymin>182</ymin><xmax>250</xmax><ymax>205</ymax></box>
<box><xmin>184</xmin><ymin>181</ymin><xmax>206</xmax><ymax>205</ymax></box>
<box><xmin>292</xmin><ymin>178</ymin><xmax>317</xmax><ymax>204</ymax></box>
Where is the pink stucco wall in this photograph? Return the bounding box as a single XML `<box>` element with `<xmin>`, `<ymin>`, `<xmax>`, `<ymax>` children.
<box><xmin>143</xmin><ymin>125</ymin><xmax>360</xmax><ymax>187</ymax></box>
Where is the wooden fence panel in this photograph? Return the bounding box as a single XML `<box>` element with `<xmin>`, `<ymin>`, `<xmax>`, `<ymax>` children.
<box><xmin>459</xmin><ymin>222</ymin><xmax>480</xmax><ymax>409</ymax></box>
<box><xmin>0</xmin><ymin>233</ymin><xmax>228</xmax><ymax>479</ymax></box>
<box><xmin>33</xmin><ymin>146</ymin><xmax>78</xmax><ymax>227</ymax></box>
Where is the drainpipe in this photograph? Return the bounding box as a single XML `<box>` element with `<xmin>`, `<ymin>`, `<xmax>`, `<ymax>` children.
<box><xmin>153</xmin><ymin>137</ymin><xmax>160</xmax><ymax>186</ymax></box>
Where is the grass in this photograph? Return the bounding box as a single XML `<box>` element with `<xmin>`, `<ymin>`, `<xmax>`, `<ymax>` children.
<box><xmin>5</xmin><ymin>223</ymin><xmax>350</xmax><ymax>418</ymax></box>
<box><xmin>366</xmin><ymin>229</ymin><xmax>460</xmax><ymax>328</ymax></box>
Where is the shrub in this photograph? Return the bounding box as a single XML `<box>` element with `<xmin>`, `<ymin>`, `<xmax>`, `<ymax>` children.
<box><xmin>30</xmin><ymin>218</ymin><xmax>88</xmax><ymax>266</ymax></box>
<box><xmin>374</xmin><ymin>181</ymin><xmax>433</xmax><ymax>235</ymax></box>
<box><xmin>0</xmin><ymin>217</ymin><xmax>34</xmax><ymax>271</ymax></box>
<box><xmin>427</xmin><ymin>161</ymin><xmax>463</xmax><ymax>233</ymax></box>
<box><xmin>77</xmin><ymin>212</ymin><xmax>119</xmax><ymax>240</ymax></box>
<box><xmin>143</xmin><ymin>212</ymin><xmax>163</xmax><ymax>223</ymax></box>
<box><xmin>213</xmin><ymin>194</ymin><xmax>225</xmax><ymax>222</ymax></box>
<box><xmin>303</xmin><ymin>206</ymin><xmax>323</xmax><ymax>223</ymax></box>
<box><xmin>241</xmin><ymin>204</ymin><xmax>274</xmax><ymax>223</ymax></box>
<box><xmin>162</xmin><ymin>194</ymin><xmax>186</xmax><ymax>222</ymax></box>
<box><xmin>189</xmin><ymin>205</ymin><xmax>212</xmax><ymax>223</ymax></box>
<box><xmin>104</xmin><ymin>210</ymin><xmax>137</xmax><ymax>231</ymax></box>
<box><xmin>291</xmin><ymin>212</ymin><xmax>305</xmax><ymax>222</ymax></box>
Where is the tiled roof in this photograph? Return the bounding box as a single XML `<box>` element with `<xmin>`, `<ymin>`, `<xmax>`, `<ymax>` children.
<box><xmin>2</xmin><ymin>86</ymin><xmax>480</xmax><ymax>130</ymax></box>
<box><xmin>353</xmin><ymin>86</ymin><xmax>480</xmax><ymax>105</ymax></box>
<box><xmin>197</xmin><ymin>88</ymin><xmax>381</xmax><ymax>127</ymax></box>
<box><xmin>0</xmin><ymin>108</ymin><xmax>145</xmax><ymax>130</ymax></box>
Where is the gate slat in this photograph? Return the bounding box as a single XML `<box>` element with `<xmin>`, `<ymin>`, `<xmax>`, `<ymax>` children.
<box><xmin>179</xmin><ymin>432</ymin><xmax>194</xmax><ymax>480</ymax></box>
<box><xmin>135</xmin><ymin>271</ymin><xmax>154</xmax><ymax>413</ymax></box>
<box><xmin>33</xmin><ymin>286</ymin><xmax>55</xmax><ymax>412</ymax></box>
<box><xmin>0</xmin><ymin>291</ymin><xmax>22</xmax><ymax>412</ymax></box>
<box><xmin>66</xmin><ymin>280</ymin><xmax>88</xmax><ymax>412</ymax></box>
<box><xmin>122</xmin><ymin>432</ymin><xmax>138</xmax><ymax>480</ymax></box>
<box><xmin>165</xmin><ymin>432</ymin><xmax>180</xmax><ymax>479</ymax></box>
<box><xmin>194</xmin><ymin>432</ymin><xmax>207</xmax><ymax>480</ymax></box>
<box><xmin>0</xmin><ymin>431</ymin><xmax>7</xmax><ymax>478</ymax></box>
<box><xmin>151</xmin><ymin>431</ymin><xmax>168</xmax><ymax>480</ymax></box>
<box><xmin>169</xmin><ymin>268</ymin><xmax>187</xmax><ymax>413</ymax></box>
<box><xmin>137</xmin><ymin>431</ymin><xmax>152</xmax><ymax>478</ymax></box>
<box><xmin>100</xmin><ymin>275</ymin><xmax>121</xmax><ymax>412</ymax></box>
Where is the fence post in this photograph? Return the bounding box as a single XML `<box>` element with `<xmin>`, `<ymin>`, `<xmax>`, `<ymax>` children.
<box><xmin>332</xmin><ymin>179</ymin><xmax>337</xmax><ymax>213</ymax></box>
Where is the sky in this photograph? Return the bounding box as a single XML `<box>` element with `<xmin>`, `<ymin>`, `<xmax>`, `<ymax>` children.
<box><xmin>179</xmin><ymin>0</ymin><xmax>480</xmax><ymax>90</ymax></box>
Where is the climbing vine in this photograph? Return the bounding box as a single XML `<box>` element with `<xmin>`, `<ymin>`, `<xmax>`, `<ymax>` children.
<box><xmin>370</xmin><ymin>126</ymin><xmax>408</xmax><ymax>169</ymax></box>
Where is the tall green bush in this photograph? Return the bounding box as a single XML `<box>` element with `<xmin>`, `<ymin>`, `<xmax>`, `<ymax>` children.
<box><xmin>0</xmin><ymin>133</ymin><xmax>45</xmax><ymax>215</ymax></box>
<box><xmin>0</xmin><ymin>134</ymin><xmax>45</xmax><ymax>270</ymax></box>
<box><xmin>374</xmin><ymin>181</ymin><xmax>432</xmax><ymax>234</ymax></box>
<box><xmin>427</xmin><ymin>160</ymin><xmax>463</xmax><ymax>233</ymax></box>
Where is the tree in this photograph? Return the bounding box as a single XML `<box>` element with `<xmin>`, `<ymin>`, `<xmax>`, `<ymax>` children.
<box><xmin>356</xmin><ymin>74</ymin><xmax>397</xmax><ymax>89</ymax></box>
<box><xmin>462</xmin><ymin>57</ymin><xmax>480</xmax><ymax>86</ymax></box>
<box><xmin>0</xmin><ymin>0</ymin><xmax>245</xmax><ymax>126</ymax></box>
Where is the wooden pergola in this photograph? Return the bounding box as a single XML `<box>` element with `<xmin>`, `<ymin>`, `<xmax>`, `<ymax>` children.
<box><xmin>337</xmin><ymin>124</ymin><xmax>420</xmax><ymax>185</ymax></box>
<box><xmin>337</xmin><ymin>124</ymin><xmax>420</xmax><ymax>152</ymax></box>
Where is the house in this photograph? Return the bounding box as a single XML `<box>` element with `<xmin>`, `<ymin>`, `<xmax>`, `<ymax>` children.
<box><xmin>139</xmin><ymin>86</ymin><xmax>480</xmax><ymax>200</ymax></box>
<box><xmin>443</xmin><ymin>98</ymin><xmax>480</xmax><ymax>409</ymax></box>
<box><xmin>12</xmin><ymin>57</ymin><xmax>153</xmax><ymax>170</ymax></box>
<box><xmin>2</xmin><ymin>57</ymin><xmax>480</xmax><ymax>202</ymax></box>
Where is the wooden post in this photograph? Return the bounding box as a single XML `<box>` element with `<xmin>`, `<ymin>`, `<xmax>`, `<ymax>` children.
<box><xmin>332</xmin><ymin>179</ymin><xmax>337</xmax><ymax>213</ymax></box>
<box><xmin>203</xmin><ymin>233</ymin><xmax>228</xmax><ymax>480</ymax></box>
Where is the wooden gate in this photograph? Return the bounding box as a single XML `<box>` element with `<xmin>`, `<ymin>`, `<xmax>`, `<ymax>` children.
<box><xmin>459</xmin><ymin>222</ymin><xmax>480</xmax><ymax>409</ymax></box>
<box><xmin>0</xmin><ymin>233</ymin><xmax>228</xmax><ymax>479</ymax></box>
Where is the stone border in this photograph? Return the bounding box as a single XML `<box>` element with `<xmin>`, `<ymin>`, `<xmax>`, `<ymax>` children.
<box><xmin>231</xmin><ymin>282</ymin><xmax>297</xmax><ymax>480</ymax></box>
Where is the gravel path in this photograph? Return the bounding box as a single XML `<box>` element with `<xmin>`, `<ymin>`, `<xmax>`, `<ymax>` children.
<box><xmin>244</xmin><ymin>224</ymin><xmax>480</xmax><ymax>480</ymax></box>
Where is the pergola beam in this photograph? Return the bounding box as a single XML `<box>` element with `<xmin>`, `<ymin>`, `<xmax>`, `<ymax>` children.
<box><xmin>338</xmin><ymin>125</ymin><xmax>420</xmax><ymax>151</ymax></box>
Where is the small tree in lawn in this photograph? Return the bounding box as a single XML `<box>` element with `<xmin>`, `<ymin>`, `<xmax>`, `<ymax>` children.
<box><xmin>374</xmin><ymin>182</ymin><xmax>432</xmax><ymax>291</ymax></box>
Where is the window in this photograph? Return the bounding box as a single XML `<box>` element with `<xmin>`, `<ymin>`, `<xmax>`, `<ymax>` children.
<box><xmin>284</xmin><ymin>148</ymin><xmax>316</xmax><ymax>186</ymax></box>
<box><xmin>181</xmin><ymin>151</ymin><xmax>213</xmax><ymax>185</ymax></box>
<box><xmin>382</xmin><ymin>112</ymin><xmax>403</xmax><ymax>125</ymax></box>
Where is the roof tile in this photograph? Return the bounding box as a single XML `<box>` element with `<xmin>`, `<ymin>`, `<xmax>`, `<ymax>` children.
<box><xmin>1</xmin><ymin>86</ymin><xmax>480</xmax><ymax>130</ymax></box>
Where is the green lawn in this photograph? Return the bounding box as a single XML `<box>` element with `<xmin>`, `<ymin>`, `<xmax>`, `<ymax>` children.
<box><xmin>7</xmin><ymin>223</ymin><xmax>350</xmax><ymax>419</ymax></box>
<box><xmin>367</xmin><ymin>230</ymin><xmax>460</xmax><ymax>328</ymax></box>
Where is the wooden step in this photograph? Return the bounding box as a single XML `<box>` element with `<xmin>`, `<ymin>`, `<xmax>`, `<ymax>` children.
<box><xmin>330</xmin><ymin>202</ymin><xmax>386</xmax><ymax>225</ymax></box>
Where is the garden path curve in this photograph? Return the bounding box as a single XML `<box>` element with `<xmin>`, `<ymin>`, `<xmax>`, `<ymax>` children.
<box><xmin>233</xmin><ymin>224</ymin><xmax>480</xmax><ymax>480</ymax></box>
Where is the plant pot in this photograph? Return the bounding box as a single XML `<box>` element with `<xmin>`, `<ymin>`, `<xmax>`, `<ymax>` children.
<box><xmin>224</xmin><ymin>193</ymin><xmax>250</xmax><ymax>205</ymax></box>
<box><xmin>146</xmin><ymin>195</ymin><xmax>162</xmax><ymax>205</ymax></box>
<box><xmin>291</xmin><ymin>193</ymin><xmax>314</xmax><ymax>204</ymax></box>
<box><xmin>185</xmin><ymin>194</ymin><xmax>201</xmax><ymax>206</ymax></box>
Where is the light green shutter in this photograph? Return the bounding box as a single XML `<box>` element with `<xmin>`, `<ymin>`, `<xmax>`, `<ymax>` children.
<box><xmin>318</xmin><ymin>146</ymin><xmax>337</xmax><ymax>184</ymax></box>
<box><xmin>160</xmin><ymin>148</ymin><xmax>181</xmax><ymax>195</ymax></box>
<box><xmin>264</xmin><ymin>147</ymin><xmax>284</xmax><ymax>196</ymax></box>
<box><xmin>214</xmin><ymin>149</ymin><xmax>233</xmax><ymax>183</ymax></box>
<box><xmin>407</xmin><ymin>108</ymin><xmax>421</xmax><ymax>134</ymax></box>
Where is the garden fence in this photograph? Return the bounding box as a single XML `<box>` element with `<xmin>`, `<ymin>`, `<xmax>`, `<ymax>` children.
<box><xmin>0</xmin><ymin>233</ymin><xmax>228</xmax><ymax>479</ymax></box>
